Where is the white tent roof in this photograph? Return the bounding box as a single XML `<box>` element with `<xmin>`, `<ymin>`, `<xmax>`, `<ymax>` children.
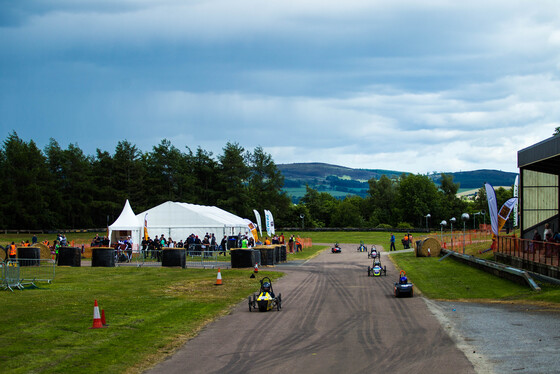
<box><xmin>108</xmin><ymin>199</ymin><xmax>142</xmax><ymax>249</ymax></box>
<box><xmin>136</xmin><ymin>201</ymin><xmax>249</xmax><ymax>240</ymax></box>
<box><xmin>109</xmin><ymin>199</ymin><xmax>142</xmax><ymax>229</ymax></box>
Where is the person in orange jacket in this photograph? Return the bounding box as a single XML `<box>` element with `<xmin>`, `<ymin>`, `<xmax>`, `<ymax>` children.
<box><xmin>9</xmin><ymin>242</ymin><xmax>17</xmax><ymax>260</ymax></box>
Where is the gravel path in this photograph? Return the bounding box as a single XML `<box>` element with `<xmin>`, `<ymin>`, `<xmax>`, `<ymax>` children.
<box><xmin>427</xmin><ymin>298</ymin><xmax>560</xmax><ymax>373</ymax></box>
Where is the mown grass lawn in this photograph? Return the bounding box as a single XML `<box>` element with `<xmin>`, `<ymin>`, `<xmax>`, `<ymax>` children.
<box><xmin>0</xmin><ymin>267</ymin><xmax>282</xmax><ymax>374</ymax></box>
<box><xmin>284</xmin><ymin>231</ymin><xmax>422</xmax><ymax>249</ymax></box>
<box><xmin>286</xmin><ymin>245</ymin><xmax>328</xmax><ymax>261</ymax></box>
<box><xmin>389</xmin><ymin>251</ymin><xmax>560</xmax><ymax>303</ymax></box>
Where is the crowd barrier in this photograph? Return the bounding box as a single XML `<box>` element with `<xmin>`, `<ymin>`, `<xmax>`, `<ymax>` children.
<box><xmin>497</xmin><ymin>236</ymin><xmax>560</xmax><ymax>267</ymax></box>
<box><xmin>424</xmin><ymin>231</ymin><xmax>493</xmax><ymax>254</ymax></box>
<box><xmin>1</xmin><ymin>259</ymin><xmax>56</xmax><ymax>291</ymax></box>
<box><xmin>135</xmin><ymin>247</ymin><xmax>231</xmax><ymax>269</ymax></box>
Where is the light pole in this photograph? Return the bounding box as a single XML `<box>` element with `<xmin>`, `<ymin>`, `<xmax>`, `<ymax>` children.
<box><xmin>424</xmin><ymin>213</ymin><xmax>431</xmax><ymax>232</ymax></box>
<box><xmin>440</xmin><ymin>220</ymin><xmax>447</xmax><ymax>243</ymax></box>
<box><xmin>450</xmin><ymin>217</ymin><xmax>456</xmax><ymax>250</ymax></box>
<box><xmin>300</xmin><ymin>214</ymin><xmax>305</xmax><ymax>229</ymax></box>
<box><xmin>461</xmin><ymin>213</ymin><xmax>469</xmax><ymax>254</ymax></box>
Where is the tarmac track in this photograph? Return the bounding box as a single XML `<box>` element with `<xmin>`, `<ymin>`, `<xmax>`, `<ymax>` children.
<box><xmin>147</xmin><ymin>244</ymin><xmax>475</xmax><ymax>374</ymax></box>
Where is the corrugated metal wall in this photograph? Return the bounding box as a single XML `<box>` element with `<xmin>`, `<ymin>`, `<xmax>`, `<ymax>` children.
<box><xmin>521</xmin><ymin>169</ymin><xmax>558</xmax><ymax>232</ymax></box>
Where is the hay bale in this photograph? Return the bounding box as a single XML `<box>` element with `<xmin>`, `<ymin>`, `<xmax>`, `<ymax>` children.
<box><xmin>34</xmin><ymin>243</ymin><xmax>53</xmax><ymax>259</ymax></box>
<box><xmin>417</xmin><ymin>237</ymin><xmax>442</xmax><ymax>257</ymax></box>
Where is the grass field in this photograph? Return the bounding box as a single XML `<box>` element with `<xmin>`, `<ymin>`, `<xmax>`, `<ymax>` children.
<box><xmin>389</xmin><ymin>251</ymin><xmax>560</xmax><ymax>303</ymax></box>
<box><xmin>1</xmin><ymin>230</ymin><xmax>558</xmax><ymax>373</ymax></box>
<box><xmin>0</xmin><ymin>267</ymin><xmax>283</xmax><ymax>374</ymax></box>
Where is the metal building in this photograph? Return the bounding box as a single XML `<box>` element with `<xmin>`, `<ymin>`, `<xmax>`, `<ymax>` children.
<box><xmin>518</xmin><ymin>135</ymin><xmax>560</xmax><ymax>239</ymax></box>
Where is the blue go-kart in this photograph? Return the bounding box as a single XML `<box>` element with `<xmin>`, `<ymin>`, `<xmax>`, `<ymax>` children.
<box><xmin>394</xmin><ymin>270</ymin><xmax>414</xmax><ymax>297</ymax></box>
<box><xmin>368</xmin><ymin>259</ymin><xmax>387</xmax><ymax>277</ymax></box>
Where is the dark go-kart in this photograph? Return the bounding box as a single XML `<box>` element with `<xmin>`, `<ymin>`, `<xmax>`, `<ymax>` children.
<box><xmin>368</xmin><ymin>259</ymin><xmax>387</xmax><ymax>276</ymax></box>
<box><xmin>368</xmin><ymin>246</ymin><xmax>379</xmax><ymax>259</ymax></box>
<box><xmin>357</xmin><ymin>241</ymin><xmax>367</xmax><ymax>252</ymax></box>
<box><xmin>332</xmin><ymin>243</ymin><xmax>342</xmax><ymax>253</ymax></box>
<box><xmin>248</xmin><ymin>277</ymin><xmax>282</xmax><ymax>312</ymax></box>
<box><xmin>394</xmin><ymin>270</ymin><xmax>414</xmax><ymax>297</ymax></box>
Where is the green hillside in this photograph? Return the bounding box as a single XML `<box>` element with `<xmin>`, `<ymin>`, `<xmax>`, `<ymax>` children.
<box><xmin>278</xmin><ymin>163</ymin><xmax>517</xmax><ymax>203</ymax></box>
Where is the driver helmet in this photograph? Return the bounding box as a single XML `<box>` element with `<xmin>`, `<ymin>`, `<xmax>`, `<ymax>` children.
<box><xmin>262</xmin><ymin>282</ymin><xmax>271</xmax><ymax>292</ymax></box>
<box><xmin>400</xmin><ymin>276</ymin><xmax>408</xmax><ymax>284</ymax></box>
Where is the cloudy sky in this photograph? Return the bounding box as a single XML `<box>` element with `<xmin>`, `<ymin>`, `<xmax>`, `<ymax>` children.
<box><xmin>1</xmin><ymin>1</ymin><xmax>559</xmax><ymax>174</ymax></box>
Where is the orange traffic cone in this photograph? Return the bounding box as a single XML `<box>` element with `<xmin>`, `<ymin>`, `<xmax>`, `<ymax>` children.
<box><xmin>90</xmin><ymin>300</ymin><xmax>103</xmax><ymax>329</ymax></box>
<box><xmin>215</xmin><ymin>268</ymin><xmax>223</xmax><ymax>286</ymax></box>
<box><xmin>101</xmin><ymin>309</ymin><xmax>107</xmax><ymax>327</ymax></box>
<box><xmin>254</xmin><ymin>263</ymin><xmax>259</xmax><ymax>273</ymax></box>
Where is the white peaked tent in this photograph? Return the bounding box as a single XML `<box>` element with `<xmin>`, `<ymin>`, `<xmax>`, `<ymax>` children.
<box><xmin>108</xmin><ymin>199</ymin><xmax>142</xmax><ymax>250</ymax></box>
<box><xmin>136</xmin><ymin>201</ymin><xmax>249</xmax><ymax>242</ymax></box>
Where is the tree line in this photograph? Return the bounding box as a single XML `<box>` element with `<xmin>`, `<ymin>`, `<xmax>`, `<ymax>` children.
<box><xmin>0</xmin><ymin>132</ymin><xmax>513</xmax><ymax>231</ymax></box>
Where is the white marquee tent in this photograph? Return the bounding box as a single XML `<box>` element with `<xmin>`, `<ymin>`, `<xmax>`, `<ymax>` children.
<box><xmin>108</xmin><ymin>199</ymin><xmax>142</xmax><ymax>250</ymax></box>
<box><xmin>136</xmin><ymin>201</ymin><xmax>250</xmax><ymax>243</ymax></box>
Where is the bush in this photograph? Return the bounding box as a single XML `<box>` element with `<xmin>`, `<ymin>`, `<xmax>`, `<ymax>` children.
<box><xmin>376</xmin><ymin>223</ymin><xmax>392</xmax><ymax>229</ymax></box>
<box><xmin>396</xmin><ymin>222</ymin><xmax>413</xmax><ymax>229</ymax></box>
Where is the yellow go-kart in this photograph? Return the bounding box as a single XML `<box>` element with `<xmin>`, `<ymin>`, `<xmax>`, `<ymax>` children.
<box><xmin>248</xmin><ymin>277</ymin><xmax>282</xmax><ymax>312</ymax></box>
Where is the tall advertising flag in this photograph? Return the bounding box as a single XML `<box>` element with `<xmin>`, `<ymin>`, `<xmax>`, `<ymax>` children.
<box><xmin>264</xmin><ymin>210</ymin><xmax>275</xmax><ymax>236</ymax></box>
<box><xmin>485</xmin><ymin>183</ymin><xmax>498</xmax><ymax>237</ymax></box>
<box><xmin>253</xmin><ymin>209</ymin><xmax>263</xmax><ymax>237</ymax></box>
<box><xmin>513</xmin><ymin>175</ymin><xmax>519</xmax><ymax>227</ymax></box>
<box><xmin>244</xmin><ymin>219</ymin><xmax>259</xmax><ymax>241</ymax></box>
<box><xmin>498</xmin><ymin>198</ymin><xmax>518</xmax><ymax>234</ymax></box>
<box><xmin>143</xmin><ymin>213</ymin><xmax>149</xmax><ymax>241</ymax></box>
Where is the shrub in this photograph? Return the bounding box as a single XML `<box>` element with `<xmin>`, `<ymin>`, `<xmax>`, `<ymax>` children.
<box><xmin>396</xmin><ymin>222</ymin><xmax>413</xmax><ymax>229</ymax></box>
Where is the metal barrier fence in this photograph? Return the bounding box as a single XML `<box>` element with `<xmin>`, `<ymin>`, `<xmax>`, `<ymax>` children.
<box><xmin>498</xmin><ymin>236</ymin><xmax>560</xmax><ymax>267</ymax></box>
<box><xmin>134</xmin><ymin>247</ymin><xmax>231</xmax><ymax>269</ymax></box>
<box><xmin>425</xmin><ymin>231</ymin><xmax>493</xmax><ymax>254</ymax></box>
<box><xmin>1</xmin><ymin>259</ymin><xmax>56</xmax><ymax>291</ymax></box>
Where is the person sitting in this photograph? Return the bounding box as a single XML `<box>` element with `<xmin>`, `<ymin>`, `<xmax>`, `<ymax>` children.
<box><xmin>261</xmin><ymin>281</ymin><xmax>275</xmax><ymax>298</ymax></box>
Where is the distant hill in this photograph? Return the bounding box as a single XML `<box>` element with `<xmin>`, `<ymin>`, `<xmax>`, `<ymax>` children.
<box><xmin>278</xmin><ymin>162</ymin><xmax>406</xmax><ymax>180</ymax></box>
<box><xmin>428</xmin><ymin>169</ymin><xmax>517</xmax><ymax>189</ymax></box>
<box><xmin>278</xmin><ymin>163</ymin><xmax>517</xmax><ymax>203</ymax></box>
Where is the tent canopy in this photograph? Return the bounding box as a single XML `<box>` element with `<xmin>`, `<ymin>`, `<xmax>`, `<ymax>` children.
<box><xmin>136</xmin><ymin>201</ymin><xmax>250</xmax><ymax>243</ymax></box>
<box><xmin>108</xmin><ymin>199</ymin><xmax>142</xmax><ymax>250</ymax></box>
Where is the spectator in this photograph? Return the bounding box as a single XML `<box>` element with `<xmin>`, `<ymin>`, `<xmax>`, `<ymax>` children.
<box><xmin>279</xmin><ymin>233</ymin><xmax>285</xmax><ymax>244</ymax></box>
<box><xmin>32</xmin><ymin>234</ymin><xmax>38</xmax><ymax>244</ymax></box>
<box><xmin>544</xmin><ymin>223</ymin><xmax>553</xmax><ymax>240</ymax></box>
<box><xmin>219</xmin><ymin>235</ymin><xmax>227</xmax><ymax>255</ymax></box>
<box><xmin>295</xmin><ymin>236</ymin><xmax>302</xmax><ymax>252</ymax></box>
<box><xmin>288</xmin><ymin>235</ymin><xmax>294</xmax><ymax>253</ymax></box>
<box><xmin>532</xmin><ymin>229</ymin><xmax>543</xmax><ymax>253</ymax></box>
<box><xmin>390</xmin><ymin>233</ymin><xmax>396</xmax><ymax>251</ymax></box>
<box><xmin>8</xmin><ymin>242</ymin><xmax>17</xmax><ymax>260</ymax></box>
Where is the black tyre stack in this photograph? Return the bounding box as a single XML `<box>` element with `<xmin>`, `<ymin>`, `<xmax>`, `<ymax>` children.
<box><xmin>161</xmin><ymin>249</ymin><xmax>186</xmax><ymax>268</ymax></box>
<box><xmin>58</xmin><ymin>247</ymin><xmax>81</xmax><ymax>267</ymax></box>
<box><xmin>17</xmin><ymin>247</ymin><xmax>40</xmax><ymax>266</ymax></box>
<box><xmin>92</xmin><ymin>247</ymin><xmax>115</xmax><ymax>267</ymax></box>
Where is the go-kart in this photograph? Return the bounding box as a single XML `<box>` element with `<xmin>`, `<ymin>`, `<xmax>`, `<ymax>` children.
<box><xmin>368</xmin><ymin>246</ymin><xmax>379</xmax><ymax>259</ymax></box>
<box><xmin>332</xmin><ymin>243</ymin><xmax>342</xmax><ymax>253</ymax></box>
<box><xmin>368</xmin><ymin>259</ymin><xmax>386</xmax><ymax>276</ymax></box>
<box><xmin>357</xmin><ymin>241</ymin><xmax>367</xmax><ymax>252</ymax></box>
<box><xmin>248</xmin><ymin>277</ymin><xmax>282</xmax><ymax>312</ymax></box>
<box><xmin>394</xmin><ymin>270</ymin><xmax>413</xmax><ymax>297</ymax></box>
